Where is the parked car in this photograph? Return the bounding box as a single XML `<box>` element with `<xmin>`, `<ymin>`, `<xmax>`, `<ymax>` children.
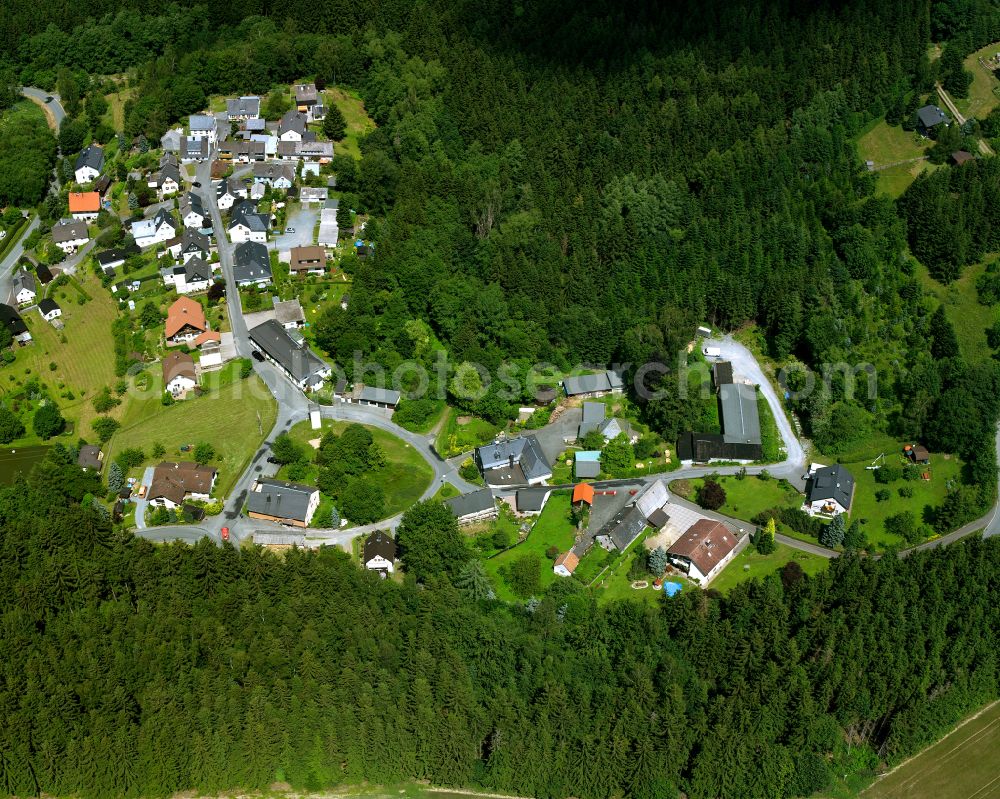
<box><xmin>285</xmin><ymin>227</ymin><xmax>295</xmax><ymax>233</ymax></box>
<box><xmin>44</xmin><ymin>96</ymin><xmax>53</xmax><ymax>103</ymax></box>
<box><xmin>192</xmin><ymin>181</ymin><xmax>201</xmax><ymax>187</ymax></box>
<box><xmin>251</xmin><ymin>350</ymin><xmax>265</xmax><ymax>362</ymax></box>
<box><xmin>266</xmin><ymin>456</ymin><xmax>280</xmax><ymax>464</ymax></box>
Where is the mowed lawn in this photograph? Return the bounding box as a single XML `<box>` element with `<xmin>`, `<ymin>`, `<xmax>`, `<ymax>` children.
<box><xmin>710</xmin><ymin>541</ymin><xmax>829</xmax><ymax>594</ymax></box>
<box><xmin>107</xmin><ymin>371</ymin><xmax>278</xmax><ymax>497</ymax></box>
<box><xmin>281</xmin><ymin>419</ymin><xmax>434</xmax><ymax>518</ymax></box>
<box><xmin>325</xmin><ymin>86</ymin><xmax>376</xmax><ymax>160</ymax></box>
<box><xmin>484</xmin><ymin>490</ymin><xmax>577</xmax><ymax>601</ymax></box>
<box><xmin>861</xmin><ymin>700</ymin><xmax>1000</xmax><ymax>799</ymax></box>
<box><xmin>672</xmin><ymin>475</ymin><xmax>802</xmax><ymax>524</ymax></box>
<box><xmin>855</xmin><ymin>119</ymin><xmax>933</xmax><ymax>197</ymax></box>
<box><xmin>14</xmin><ymin>272</ymin><xmax>121</xmax><ymax>438</ymax></box>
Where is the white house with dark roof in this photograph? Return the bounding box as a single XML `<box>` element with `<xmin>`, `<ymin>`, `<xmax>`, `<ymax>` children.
<box><xmin>51</xmin><ymin>220</ymin><xmax>90</xmax><ymax>254</ymax></box>
<box><xmin>247</xmin><ymin>477</ymin><xmax>320</xmax><ymax>527</ymax></box>
<box><xmin>180</xmin><ymin>193</ymin><xmax>207</xmax><ymax>229</ymax></box>
<box><xmin>149</xmin><ymin>163</ymin><xmax>181</xmax><ymax>196</ymax></box>
<box><xmin>228</xmin><ymin>201</ymin><xmax>269</xmax><ymax>244</ymax></box>
<box><xmin>132</xmin><ymin>208</ymin><xmax>176</xmax><ymax>249</ymax></box>
<box><xmin>475</xmin><ymin>435</ymin><xmax>551</xmax><ymax>486</ymax></box>
<box><xmin>38</xmin><ymin>298</ymin><xmax>61</xmax><ymax>322</ymax></box>
<box><xmin>182</xmin><ymin>136</ymin><xmax>210</xmax><ymax>163</ymax></box>
<box><xmin>278</xmin><ymin>110</ymin><xmax>308</xmax><ymax>142</ymax></box>
<box><xmin>233</xmin><ymin>241</ymin><xmax>272</xmax><ymax>286</ymax></box>
<box><xmin>248</xmin><ymin>319</ymin><xmax>331</xmax><ymax>391</ymax></box>
<box><xmin>188</xmin><ymin>114</ymin><xmax>218</xmax><ymax>144</ymax></box>
<box><xmin>74</xmin><ymin>144</ymin><xmax>104</xmax><ymax>184</ymax></box>
<box><xmin>215</xmin><ymin>177</ymin><xmax>247</xmax><ymax>211</ymax></box>
<box><xmin>253</xmin><ymin>161</ymin><xmax>295</xmax><ymax>189</ymax></box>
<box><xmin>445</xmin><ymin>487</ymin><xmax>498</xmax><ymax>526</ymax></box>
<box><xmin>363</xmin><ymin>530</ymin><xmax>397</xmax><ymax>576</ymax></box>
<box><xmin>803</xmin><ymin>463</ymin><xmax>856</xmax><ymax>516</ymax></box>
<box><xmin>12</xmin><ymin>270</ymin><xmax>36</xmax><ymax>306</ymax></box>
<box><xmin>226</xmin><ymin>96</ymin><xmax>261</xmax><ymax>121</ymax></box>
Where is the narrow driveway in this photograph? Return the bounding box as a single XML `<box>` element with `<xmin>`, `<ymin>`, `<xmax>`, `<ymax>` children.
<box><xmin>133</xmin><ymin>466</ymin><xmax>156</xmax><ymax>529</ymax></box>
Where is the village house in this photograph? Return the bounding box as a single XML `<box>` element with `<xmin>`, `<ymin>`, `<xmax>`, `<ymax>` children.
<box><xmin>803</xmin><ymin>463</ymin><xmax>855</xmax><ymax>517</ymax></box>
<box><xmin>294</xmin><ymin>83</ymin><xmax>323</xmax><ymax>120</ymax></box>
<box><xmin>295</xmin><ymin>140</ymin><xmax>334</xmax><ymax>161</ymax></box>
<box><xmin>188</xmin><ymin>114</ymin><xmax>218</xmax><ymax>144</ymax></box>
<box><xmin>577</xmin><ymin>402</ymin><xmax>637</xmax><ymax>443</ymax></box>
<box><xmin>74</xmin><ymin>144</ymin><xmax>104</xmax><ymax>184</ymax></box>
<box><xmin>916</xmin><ymin>104</ymin><xmax>950</xmax><ymax>136</ymax></box>
<box><xmin>167</xmin><ymin>229</ymin><xmax>213</xmax><ymax>263</ymax></box>
<box><xmin>248</xmin><ymin>319</ymin><xmax>332</xmax><ymax>391</ymax></box>
<box><xmin>160</xmin><ymin>127</ymin><xmax>183</xmax><ymax>153</ymax></box>
<box><xmin>35</xmin><ymin>264</ymin><xmax>54</xmax><ymax>286</ymax></box>
<box><xmin>147</xmin><ymin>462</ymin><xmax>217</xmax><ymax>509</ymax></box>
<box><xmin>273</xmin><ymin>298</ymin><xmax>305</xmax><ymax>329</ymax></box>
<box><xmin>278</xmin><ymin>110</ymin><xmax>308</xmax><ymax>142</ymax></box>
<box><xmin>253</xmin><ymin>161</ymin><xmax>295</xmax><ymax>189</ymax></box>
<box><xmin>51</xmin><ymin>220</ymin><xmax>90</xmax><ymax>254</ymax></box>
<box><xmin>667</xmin><ymin>519</ymin><xmax>743</xmax><ymax>585</ymax></box>
<box><xmin>164</xmin><ymin>296</ymin><xmax>207</xmax><ymax>344</ymax></box>
<box><xmin>228</xmin><ymin>200</ymin><xmax>269</xmax><ymax>244</ymax></box>
<box><xmin>180</xmin><ymin>192</ymin><xmax>207</xmax><ymax>229</ymax></box>
<box><xmin>289</xmin><ymin>245</ymin><xmax>326</xmax><ymax>275</ymax></box>
<box><xmin>12</xmin><ymin>270</ymin><xmax>36</xmax><ymax>306</ymax></box>
<box><xmin>299</xmin><ymin>187</ymin><xmax>328</xmax><ymax>204</ymax></box>
<box><xmin>182</xmin><ymin>136</ymin><xmax>210</xmax><ymax>163</ymax></box>
<box><xmin>148</xmin><ymin>163</ymin><xmax>181</xmax><ymax>196</ymax></box>
<box><xmin>38</xmin><ymin>298</ymin><xmax>62</xmax><ymax>323</ymax></box>
<box><xmin>445</xmin><ymin>487</ymin><xmax>498</xmax><ymax>526</ymax></box>
<box><xmin>226</xmin><ymin>95</ymin><xmax>261</xmax><ymax>121</ymax></box>
<box><xmin>475</xmin><ymin>435</ymin><xmax>552</xmax><ymax>486</ymax></box>
<box><xmin>354</xmin><ymin>385</ymin><xmax>401</xmax><ymax>411</ymax></box>
<box><xmin>562</xmin><ymin>369</ymin><xmax>626</xmax><ymax>398</ymax></box>
<box><xmin>165</xmin><ymin>256</ymin><xmax>213</xmax><ymax>294</ymax></box>
<box><xmin>68</xmin><ymin>191</ymin><xmax>101</xmax><ymax>222</ymax></box>
<box><xmin>77</xmin><ymin>444</ymin><xmax>104</xmax><ymax>472</ymax></box>
<box><xmin>132</xmin><ymin>208</ymin><xmax>177</xmax><ymax>249</ymax></box>
<box><xmin>362</xmin><ymin>530</ymin><xmax>397</xmax><ymax>577</ymax></box>
<box><xmin>246</xmin><ymin>477</ymin><xmax>321</xmax><ymax>527</ymax></box>
<box><xmin>0</xmin><ymin>304</ymin><xmax>31</xmax><ymax>344</ymax></box>
<box><xmin>553</xmin><ymin>551</ymin><xmax>579</xmax><ymax>577</ymax></box>
<box><xmin>232</xmin><ymin>241</ymin><xmax>273</xmax><ymax>286</ymax></box>
<box><xmin>515</xmin><ymin>487</ymin><xmax>552</xmax><ymax>516</ymax></box>
<box><xmin>163</xmin><ymin>350</ymin><xmax>198</xmax><ymax>397</ymax></box>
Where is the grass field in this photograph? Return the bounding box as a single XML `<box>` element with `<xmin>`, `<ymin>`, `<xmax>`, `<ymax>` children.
<box><xmin>3</xmin><ymin>271</ymin><xmax>122</xmax><ymax>441</ymax></box>
<box><xmin>955</xmin><ymin>42</ymin><xmax>1000</xmax><ymax>121</ymax></box>
<box><xmin>107</xmin><ymin>366</ymin><xmax>277</xmax><ymax>496</ymax></box>
<box><xmin>674</xmin><ymin>474</ymin><xmax>802</xmax><ymax>524</ymax></box>
<box><xmin>710</xmin><ymin>541</ymin><xmax>828</xmax><ymax>593</ymax></box>
<box><xmin>588</xmin><ymin>533</ymin><xmax>678</xmax><ymax>606</ymax></box>
<box><xmin>484</xmin><ymin>490</ymin><xmax>576</xmax><ymax>601</ymax></box>
<box><xmin>855</xmin><ymin>120</ymin><xmax>933</xmax><ymax>197</ymax></box>
<box><xmin>103</xmin><ymin>86</ymin><xmax>136</xmax><ymax>131</ymax></box>
<box><xmin>278</xmin><ymin>419</ymin><xmax>434</xmax><ymax>519</ymax></box>
<box><xmin>917</xmin><ymin>258</ymin><xmax>993</xmax><ymax>364</ymax></box>
<box><xmin>325</xmin><ymin>87</ymin><xmax>377</xmax><ymax>160</ymax></box>
<box><xmin>860</xmin><ymin>700</ymin><xmax>1000</xmax><ymax>799</ymax></box>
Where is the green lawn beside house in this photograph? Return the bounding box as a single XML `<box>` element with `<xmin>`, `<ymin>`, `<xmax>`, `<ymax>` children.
<box><xmin>709</xmin><ymin>542</ymin><xmax>829</xmax><ymax>594</ymax></box>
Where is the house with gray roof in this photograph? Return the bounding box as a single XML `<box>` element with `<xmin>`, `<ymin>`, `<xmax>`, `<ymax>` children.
<box><xmin>74</xmin><ymin>144</ymin><xmax>104</xmax><ymax>184</ymax></box>
<box><xmin>577</xmin><ymin>401</ymin><xmax>636</xmax><ymax>443</ymax></box>
<box><xmin>356</xmin><ymin>385</ymin><xmax>401</xmax><ymax>410</ymax></box>
<box><xmin>253</xmin><ymin>161</ymin><xmax>295</xmax><ymax>189</ymax></box>
<box><xmin>228</xmin><ymin>200</ymin><xmax>270</xmax><ymax>244</ymax></box>
<box><xmin>475</xmin><ymin>435</ymin><xmax>551</xmax><ymax>486</ymax></box>
<box><xmin>182</xmin><ymin>136</ymin><xmax>210</xmax><ymax>163</ymax></box>
<box><xmin>445</xmin><ymin>487</ymin><xmax>498</xmax><ymax>525</ymax></box>
<box><xmin>180</xmin><ymin>192</ymin><xmax>206</xmax><ymax>229</ymax></box>
<box><xmin>247</xmin><ymin>477</ymin><xmax>320</xmax><ymax>527</ymax></box>
<box><xmin>278</xmin><ymin>110</ymin><xmax>308</xmax><ymax>142</ymax></box>
<box><xmin>12</xmin><ymin>270</ymin><xmax>36</xmax><ymax>306</ymax></box>
<box><xmin>160</xmin><ymin>127</ymin><xmax>183</xmax><ymax>152</ymax></box>
<box><xmin>563</xmin><ymin>369</ymin><xmax>625</xmax><ymax>398</ymax></box>
<box><xmin>916</xmin><ymin>104</ymin><xmax>950</xmax><ymax>135</ymax></box>
<box><xmin>232</xmin><ymin>241</ymin><xmax>272</xmax><ymax>286</ymax></box>
<box><xmin>188</xmin><ymin>114</ymin><xmax>218</xmax><ymax>144</ymax></box>
<box><xmin>719</xmin><ymin>382</ymin><xmax>761</xmax><ymax>445</ymax></box>
<box><xmin>226</xmin><ymin>96</ymin><xmax>261</xmax><ymax>121</ymax></box>
<box><xmin>803</xmin><ymin>464</ymin><xmax>855</xmax><ymax>516</ymax></box>
<box><xmin>51</xmin><ymin>220</ymin><xmax>90</xmax><ymax>253</ymax></box>
<box><xmin>248</xmin><ymin>319</ymin><xmax>331</xmax><ymax>391</ymax></box>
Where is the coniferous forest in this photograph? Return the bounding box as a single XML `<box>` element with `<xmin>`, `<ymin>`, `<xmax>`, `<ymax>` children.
<box><xmin>3</xmin><ymin>0</ymin><xmax>1000</xmax><ymax>797</ymax></box>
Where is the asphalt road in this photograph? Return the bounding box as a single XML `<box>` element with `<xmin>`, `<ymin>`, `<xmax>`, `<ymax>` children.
<box><xmin>0</xmin><ymin>215</ymin><xmax>39</xmax><ymax>304</ymax></box>
<box><xmin>20</xmin><ymin>87</ymin><xmax>66</xmax><ymax>130</ymax></box>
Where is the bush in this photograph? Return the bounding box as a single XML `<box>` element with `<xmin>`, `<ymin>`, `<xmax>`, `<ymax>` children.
<box><xmin>545</xmin><ymin>546</ymin><xmax>559</xmax><ymax>560</ymax></box>
<box><xmin>491</xmin><ymin>528</ymin><xmax>511</xmax><ymax>550</ymax></box>
<box><xmin>696</xmin><ymin>479</ymin><xmax>726</xmax><ymax>510</ymax></box>
<box><xmin>116</xmin><ymin>447</ymin><xmax>145</xmax><ymax>470</ymax></box>
<box><xmin>238</xmin><ymin>358</ymin><xmax>253</xmax><ymax>379</ymax></box>
<box><xmin>91</xmin><ymin>416</ymin><xmax>120</xmax><ymax>443</ymax></box>
<box><xmin>874</xmin><ymin>464</ymin><xmax>902</xmax><ymax>484</ymax></box>
<box><xmin>459</xmin><ymin>458</ymin><xmax>480</xmax><ymax>482</ymax></box>
<box><xmin>752</xmin><ymin>506</ymin><xmax>824</xmax><ymax>539</ymax></box>
<box><xmin>875</xmin><ymin>488</ymin><xmax>891</xmax><ymax>502</ymax></box>
<box><xmin>898</xmin><ymin>485</ymin><xmax>914</xmax><ymax>498</ymax></box>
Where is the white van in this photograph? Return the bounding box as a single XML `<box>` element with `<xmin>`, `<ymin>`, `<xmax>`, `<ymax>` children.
<box><xmin>703</xmin><ymin>346</ymin><xmax>722</xmax><ymax>358</ymax></box>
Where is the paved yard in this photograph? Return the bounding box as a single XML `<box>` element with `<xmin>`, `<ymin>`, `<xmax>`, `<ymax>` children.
<box><xmin>270</xmin><ymin>206</ymin><xmax>318</xmax><ymax>251</ymax></box>
<box><xmin>532</xmin><ymin>406</ymin><xmax>581</xmax><ymax>464</ymax></box>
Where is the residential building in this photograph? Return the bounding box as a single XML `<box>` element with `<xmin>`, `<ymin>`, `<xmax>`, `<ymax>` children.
<box><xmin>51</xmin><ymin>220</ymin><xmax>90</xmax><ymax>254</ymax></box>
<box><xmin>12</xmin><ymin>270</ymin><xmax>36</xmax><ymax>306</ymax></box>
<box><xmin>247</xmin><ymin>477</ymin><xmax>320</xmax><ymax>527</ymax></box>
<box><xmin>165</xmin><ymin>296</ymin><xmax>207</xmax><ymax>344</ymax></box>
<box><xmin>294</xmin><ymin>83</ymin><xmax>319</xmax><ymax>120</ymax></box>
<box><xmin>917</xmin><ymin>104</ymin><xmax>950</xmax><ymax>135</ymax></box>
<box><xmin>161</xmin><ymin>127</ymin><xmax>183</xmax><ymax>152</ymax></box>
<box><xmin>577</xmin><ymin>401</ymin><xmax>636</xmax><ymax>443</ymax></box>
<box><xmin>226</xmin><ymin>96</ymin><xmax>261</xmax><ymax>121</ymax></box>
<box><xmin>232</xmin><ymin>241</ymin><xmax>273</xmax><ymax>286</ymax></box>
<box><xmin>160</xmin><ymin>152</ymin><xmax>179</xmax><ymax>169</ymax></box>
<box><xmin>74</xmin><ymin>144</ymin><xmax>104</xmax><ymax>184</ymax></box>
<box><xmin>803</xmin><ymin>463</ymin><xmax>855</xmax><ymax>516</ymax></box>
<box><xmin>363</xmin><ymin>530</ymin><xmax>397</xmax><ymax>577</ymax></box>
<box><xmin>68</xmin><ymin>191</ymin><xmax>101</xmax><ymax>222</ymax></box>
<box><xmin>562</xmin><ymin>369</ymin><xmax>626</xmax><ymax>398</ymax></box>
<box><xmin>167</xmin><ymin>230</ymin><xmax>212</xmax><ymax>263</ymax></box>
<box><xmin>96</xmin><ymin>246</ymin><xmax>136</xmax><ymax>274</ymax></box>
<box><xmin>147</xmin><ymin>462</ymin><xmax>217</xmax><ymax>509</ymax></box>
<box><xmin>574</xmin><ymin>450</ymin><xmax>601</xmax><ymax>479</ymax></box>
<box><xmin>188</xmin><ymin>114</ymin><xmax>218</xmax><ymax>144</ymax></box>
<box><xmin>296</xmin><ymin>140</ymin><xmax>334</xmax><ymax>161</ymax></box>
<box><xmin>445</xmin><ymin>487</ymin><xmax>498</xmax><ymax>526</ymax></box>
<box><xmin>299</xmin><ymin>187</ymin><xmax>328</xmax><ymax>204</ymax></box>
<box><xmin>318</xmin><ymin>207</ymin><xmax>339</xmax><ymax>247</ymax></box>
<box><xmin>356</xmin><ymin>385</ymin><xmax>401</xmax><ymax>410</ymax></box>
<box><xmin>278</xmin><ymin>110</ymin><xmax>308</xmax><ymax>142</ymax></box>
<box><xmin>77</xmin><ymin>444</ymin><xmax>104</xmax><ymax>472</ymax></box>
<box><xmin>163</xmin><ymin>350</ymin><xmax>197</xmax><ymax>396</ymax></box>
<box><xmin>248</xmin><ymin>319</ymin><xmax>332</xmax><ymax>391</ymax></box>
<box><xmin>228</xmin><ymin>200</ymin><xmax>269</xmax><ymax>244</ymax></box>
<box><xmin>180</xmin><ymin>192</ymin><xmax>207</xmax><ymax>229</ymax></box>
<box><xmin>289</xmin><ymin>245</ymin><xmax>326</xmax><ymax>275</ymax></box>
<box><xmin>182</xmin><ymin>136</ymin><xmax>210</xmax><ymax>163</ymax></box>
<box><xmin>249</xmin><ymin>182</ymin><xmax>265</xmax><ymax>201</ymax></box>
<box><xmin>273</xmin><ymin>298</ymin><xmax>305</xmax><ymax>329</ymax></box>
<box><xmin>475</xmin><ymin>435</ymin><xmax>551</xmax><ymax>486</ymax></box>
<box><xmin>515</xmin><ymin>487</ymin><xmax>552</xmax><ymax>515</ymax></box>
<box><xmin>667</xmin><ymin>519</ymin><xmax>743</xmax><ymax>585</ymax></box>
<box><xmin>171</xmin><ymin>257</ymin><xmax>213</xmax><ymax>294</ymax></box>
<box><xmin>253</xmin><ymin>161</ymin><xmax>295</xmax><ymax>189</ymax></box>
<box><xmin>149</xmin><ymin>163</ymin><xmax>181</xmax><ymax>196</ymax></box>
<box><xmin>132</xmin><ymin>208</ymin><xmax>176</xmax><ymax>249</ymax></box>
<box><xmin>38</xmin><ymin>298</ymin><xmax>61</xmax><ymax>322</ymax></box>
<box><xmin>553</xmin><ymin>551</ymin><xmax>579</xmax><ymax>577</ymax></box>
<box><xmin>596</xmin><ymin>505</ymin><xmax>648</xmax><ymax>552</ymax></box>
<box><xmin>0</xmin><ymin>305</ymin><xmax>31</xmax><ymax>344</ymax></box>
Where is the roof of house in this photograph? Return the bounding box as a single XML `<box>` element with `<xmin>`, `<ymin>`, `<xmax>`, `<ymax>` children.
<box><xmin>74</xmin><ymin>144</ymin><xmax>104</xmax><ymax>172</ymax></box>
<box><xmin>180</xmin><ymin>192</ymin><xmax>205</xmax><ymax>218</ymax></box>
<box><xmin>148</xmin><ymin>461</ymin><xmax>217</xmax><ymax>505</ymax></box>
<box><xmin>913</xmin><ymin>444</ymin><xmax>930</xmax><ymax>460</ymax></box>
<box><xmin>131</xmin><ymin>208</ymin><xmax>174</xmax><ymax>239</ymax></box>
<box><xmin>806</xmin><ymin>464</ymin><xmax>855</xmax><ymax>510</ymax></box>
<box><xmin>516</xmin><ymin>487</ymin><xmax>551</xmax><ymax>512</ymax></box>
<box><xmin>575</xmin><ymin>459</ymin><xmax>601</xmax><ymax>478</ymax></box>
<box><xmin>535</xmin><ymin>386</ymin><xmax>558</xmax><ymax>404</ymax></box>
<box><xmin>634</xmin><ymin>479</ymin><xmax>669</xmax><ymax>519</ymax></box>
<box><xmin>165</xmin><ymin>296</ymin><xmax>207</xmax><ymax>338</ymax></box>
<box><xmin>289</xmin><ymin>245</ymin><xmax>326</xmax><ymax>271</ymax></box>
<box><xmin>363</xmin><ymin>530</ymin><xmax>397</xmax><ymax>563</ymax></box>
<box><xmin>676</xmin><ymin>431</ymin><xmax>763</xmax><ymax>462</ymax></box>
<box><xmin>299</xmin><ymin>187</ymin><xmax>328</xmax><ymax>201</ymax></box>
<box><xmin>68</xmin><ymin>192</ymin><xmax>101</xmax><ymax>214</ymax></box>
<box><xmin>160</xmin><ymin>152</ymin><xmax>179</xmax><ymax>169</ymax></box>
<box><xmin>229</xmin><ymin>201</ymin><xmax>269</xmax><ymax>234</ymax></box>
<box><xmin>189</xmin><ymin>114</ymin><xmax>216</xmax><ymax>132</ymax></box>
<box><xmin>181</xmin><ymin>256</ymin><xmax>212</xmax><ymax>282</ymax></box>
<box><xmin>647</xmin><ymin>507</ymin><xmax>669</xmax><ymax>530</ymax></box>
<box><xmin>193</xmin><ymin>331</ymin><xmax>221</xmax><ymax>347</ymax></box>
<box><xmin>35</xmin><ymin>264</ymin><xmax>54</xmax><ymax>284</ymax></box>
<box><xmin>162</xmin><ymin>350</ymin><xmax>196</xmax><ymax>384</ymax></box>
<box><xmin>563</xmin><ymin>369</ymin><xmax>625</xmax><ymax>396</ymax></box>
<box><xmin>554</xmin><ymin>551</ymin><xmax>579</xmax><ymax>573</ymax></box>
<box><xmin>38</xmin><ymin>298</ymin><xmax>60</xmax><ymax>314</ymax></box>
<box><xmin>598</xmin><ymin>505</ymin><xmax>648</xmax><ymax>551</ymax></box>
<box><xmin>226</xmin><ymin>96</ymin><xmax>260</xmax><ymax>116</ymax></box>
<box><xmin>573</xmin><ymin>483</ymin><xmax>595</xmax><ymax>505</ymax></box>
<box><xmin>12</xmin><ymin>269</ymin><xmax>35</xmax><ymax>296</ymax></box>
<box><xmin>719</xmin><ymin>382</ymin><xmax>761</xmax><ymax>444</ymax></box>
<box><xmin>51</xmin><ymin>220</ymin><xmax>89</xmax><ymax>243</ymax></box>
<box><xmin>297</xmin><ymin>140</ymin><xmax>334</xmax><ymax>158</ymax></box>
<box><xmin>179</xmin><ymin>229</ymin><xmax>211</xmax><ymax>254</ymax></box>
<box><xmin>917</xmin><ymin>105</ymin><xmax>949</xmax><ymax>128</ymax></box>
<box><xmin>476</xmin><ymin>435</ymin><xmax>550</xmax><ymax>482</ymax></box>
<box><xmin>233</xmin><ymin>241</ymin><xmax>272</xmax><ymax>282</ymax></box>
<box><xmin>294</xmin><ymin>83</ymin><xmax>318</xmax><ymax>104</ymax></box>
<box><xmin>444</xmin><ymin>487</ymin><xmax>496</xmax><ymax>519</ymax></box>
<box><xmin>249</xmin><ymin>319</ymin><xmax>329</xmax><ymax>384</ymax></box>
<box><xmin>183</xmin><ymin>136</ymin><xmax>209</xmax><ymax>157</ymax></box>
<box><xmin>273</xmin><ymin>298</ymin><xmax>305</xmax><ymax>326</ymax></box>
<box><xmin>77</xmin><ymin>444</ymin><xmax>103</xmax><ymax>470</ymax></box>
<box><xmin>358</xmin><ymin>386</ymin><xmax>401</xmax><ymax>405</ymax></box>
<box><xmin>579</xmin><ymin>401</ymin><xmax>606</xmax><ymax>436</ymax></box>
<box><xmin>668</xmin><ymin>519</ymin><xmax>738</xmax><ymax>577</ymax></box>
<box><xmin>0</xmin><ymin>305</ymin><xmax>27</xmax><ymax>336</ymax></box>
<box><xmin>279</xmin><ymin>110</ymin><xmax>308</xmax><ymax>136</ymax></box>
<box><xmin>713</xmin><ymin>361</ymin><xmax>734</xmax><ymax>387</ymax></box>
<box><xmin>253</xmin><ymin>161</ymin><xmax>295</xmax><ymax>182</ymax></box>
<box><xmin>247</xmin><ymin>477</ymin><xmax>317</xmax><ymax>522</ymax></box>
<box><xmin>952</xmin><ymin>150</ymin><xmax>974</xmax><ymax>165</ymax></box>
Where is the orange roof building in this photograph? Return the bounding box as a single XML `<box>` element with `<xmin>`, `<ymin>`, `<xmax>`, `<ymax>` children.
<box><xmin>572</xmin><ymin>482</ymin><xmax>595</xmax><ymax>505</ymax></box>
<box><xmin>68</xmin><ymin>192</ymin><xmax>101</xmax><ymax>216</ymax></box>
<box><xmin>192</xmin><ymin>331</ymin><xmax>221</xmax><ymax>347</ymax></box>
<box><xmin>553</xmin><ymin>551</ymin><xmax>580</xmax><ymax>576</ymax></box>
<box><xmin>165</xmin><ymin>296</ymin><xmax>207</xmax><ymax>341</ymax></box>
